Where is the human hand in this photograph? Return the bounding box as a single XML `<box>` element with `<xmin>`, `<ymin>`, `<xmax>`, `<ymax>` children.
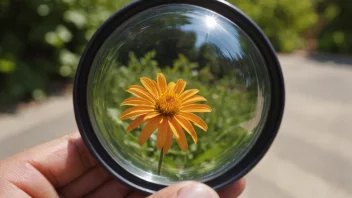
<box><xmin>0</xmin><ymin>133</ymin><xmax>245</xmax><ymax>198</ymax></box>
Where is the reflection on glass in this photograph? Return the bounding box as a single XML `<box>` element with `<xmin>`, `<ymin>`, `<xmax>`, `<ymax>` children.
<box><xmin>204</xmin><ymin>16</ymin><xmax>217</xmax><ymax>29</ymax></box>
<box><xmin>87</xmin><ymin>4</ymin><xmax>271</xmax><ymax>185</ymax></box>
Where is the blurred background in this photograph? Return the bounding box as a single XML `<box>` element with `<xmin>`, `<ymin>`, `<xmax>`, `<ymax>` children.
<box><xmin>0</xmin><ymin>0</ymin><xmax>351</xmax><ymax>197</ymax></box>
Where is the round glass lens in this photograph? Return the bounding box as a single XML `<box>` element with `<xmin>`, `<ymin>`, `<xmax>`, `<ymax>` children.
<box><xmin>87</xmin><ymin>4</ymin><xmax>271</xmax><ymax>185</ymax></box>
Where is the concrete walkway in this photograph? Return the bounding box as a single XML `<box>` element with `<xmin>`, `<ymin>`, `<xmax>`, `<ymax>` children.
<box><xmin>1</xmin><ymin>54</ymin><xmax>351</xmax><ymax>198</ymax></box>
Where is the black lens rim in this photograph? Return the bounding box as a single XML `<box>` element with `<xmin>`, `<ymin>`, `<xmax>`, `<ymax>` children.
<box><xmin>74</xmin><ymin>0</ymin><xmax>285</xmax><ymax>194</ymax></box>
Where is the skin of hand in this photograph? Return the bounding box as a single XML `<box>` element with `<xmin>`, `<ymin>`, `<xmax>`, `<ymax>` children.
<box><xmin>0</xmin><ymin>132</ymin><xmax>245</xmax><ymax>198</ymax></box>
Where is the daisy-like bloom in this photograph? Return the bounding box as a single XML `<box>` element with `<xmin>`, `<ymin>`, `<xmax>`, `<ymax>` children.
<box><xmin>120</xmin><ymin>73</ymin><xmax>212</xmax><ymax>154</ymax></box>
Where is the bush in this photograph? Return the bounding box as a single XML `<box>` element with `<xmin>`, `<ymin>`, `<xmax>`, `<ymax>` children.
<box><xmin>317</xmin><ymin>0</ymin><xmax>352</xmax><ymax>54</ymax></box>
<box><xmin>228</xmin><ymin>0</ymin><xmax>318</xmax><ymax>53</ymax></box>
<box><xmin>0</xmin><ymin>0</ymin><xmax>130</xmax><ymax>109</ymax></box>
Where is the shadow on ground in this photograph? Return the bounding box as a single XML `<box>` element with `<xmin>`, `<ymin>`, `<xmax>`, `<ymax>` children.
<box><xmin>307</xmin><ymin>52</ymin><xmax>352</xmax><ymax>67</ymax></box>
<box><xmin>0</xmin><ymin>81</ymin><xmax>73</xmax><ymax>115</ymax></box>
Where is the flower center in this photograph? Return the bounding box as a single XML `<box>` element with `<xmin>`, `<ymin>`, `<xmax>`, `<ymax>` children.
<box><xmin>155</xmin><ymin>93</ymin><xmax>181</xmax><ymax>117</ymax></box>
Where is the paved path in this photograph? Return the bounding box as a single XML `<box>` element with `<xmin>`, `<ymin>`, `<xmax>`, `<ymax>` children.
<box><xmin>1</xmin><ymin>54</ymin><xmax>351</xmax><ymax>197</ymax></box>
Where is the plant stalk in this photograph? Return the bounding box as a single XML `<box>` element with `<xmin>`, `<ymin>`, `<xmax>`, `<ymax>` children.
<box><xmin>157</xmin><ymin>148</ymin><xmax>164</xmax><ymax>175</ymax></box>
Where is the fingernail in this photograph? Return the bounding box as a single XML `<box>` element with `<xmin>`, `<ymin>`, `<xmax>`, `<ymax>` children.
<box><xmin>178</xmin><ymin>184</ymin><xmax>218</xmax><ymax>198</ymax></box>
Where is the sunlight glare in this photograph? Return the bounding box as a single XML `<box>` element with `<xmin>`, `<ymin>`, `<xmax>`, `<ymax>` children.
<box><xmin>205</xmin><ymin>16</ymin><xmax>217</xmax><ymax>29</ymax></box>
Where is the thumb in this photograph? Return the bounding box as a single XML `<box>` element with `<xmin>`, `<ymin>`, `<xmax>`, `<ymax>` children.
<box><xmin>148</xmin><ymin>181</ymin><xmax>219</xmax><ymax>198</ymax></box>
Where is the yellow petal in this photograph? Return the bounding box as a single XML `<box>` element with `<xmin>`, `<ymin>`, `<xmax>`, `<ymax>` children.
<box><xmin>167</xmin><ymin>82</ymin><xmax>176</xmax><ymax>92</ymax></box>
<box><xmin>138</xmin><ymin>116</ymin><xmax>162</xmax><ymax>145</ymax></box>
<box><xmin>157</xmin><ymin>118</ymin><xmax>168</xmax><ymax>150</ymax></box>
<box><xmin>127</xmin><ymin>85</ymin><xmax>155</xmax><ymax>103</ymax></box>
<box><xmin>163</xmin><ymin>125</ymin><xmax>173</xmax><ymax>154</ymax></box>
<box><xmin>127</xmin><ymin>115</ymin><xmax>146</xmax><ymax>132</ymax></box>
<box><xmin>140</xmin><ymin>77</ymin><xmax>159</xmax><ymax>98</ymax></box>
<box><xmin>168</xmin><ymin>117</ymin><xmax>188</xmax><ymax>152</ymax></box>
<box><xmin>180</xmin><ymin>104</ymin><xmax>212</xmax><ymax>113</ymax></box>
<box><xmin>120</xmin><ymin>106</ymin><xmax>154</xmax><ymax>120</ymax></box>
<box><xmin>179</xmin><ymin>89</ymin><xmax>199</xmax><ymax>100</ymax></box>
<box><xmin>144</xmin><ymin>111</ymin><xmax>160</xmax><ymax>121</ymax></box>
<box><xmin>181</xmin><ymin>95</ymin><xmax>207</xmax><ymax>105</ymax></box>
<box><xmin>121</xmin><ymin>97</ymin><xmax>154</xmax><ymax>106</ymax></box>
<box><xmin>174</xmin><ymin>79</ymin><xmax>186</xmax><ymax>94</ymax></box>
<box><xmin>178</xmin><ymin>112</ymin><xmax>208</xmax><ymax>131</ymax></box>
<box><xmin>157</xmin><ymin>73</ymin><xmax>167</xmax><ymax>94</ymax></box>
<box><xmin>175</xmin><ymin>115</ymin><xmax>197</xmax><ymax>143</ymax></box>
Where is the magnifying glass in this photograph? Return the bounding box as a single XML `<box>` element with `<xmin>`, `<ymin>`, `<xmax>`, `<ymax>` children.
<box><xmin>74</xmin><ymin>0</ymin><xmax>285</xmax><ymax>193</ymax></box>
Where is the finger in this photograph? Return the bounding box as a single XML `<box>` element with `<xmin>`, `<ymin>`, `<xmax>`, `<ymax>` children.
<box><xmin>59</xmin><ymin>166</ymin><xmax>113</xmax><ymax>197</ymax></box>
<box><xmin>0</xmin><ymin>180</ymin><xmax>31</xmax><ymax>198</ymax></box>
<box><xmin>148</xmin><ymin>181</ymin><xmax>219</xmax><ymax>198</ymax></box>
<box><xmin>26</xmin><ymin>132</ymin><xmax>97</xmax><ymax>187</ymax></box>
<box><xmin>0</xmin><ymin>160</ymin><xmax>59</xmax><ymax>197</ymax></box>
<box><xmin>0</xmin><ymin>132</ymin><xmax>97</xmax><ymax>188</ymax></box>
<box><xmin>218</xmin><ymin>178</ymin><xmax>246</xmax><ymax>198</ymax></box>
<box><xmin>85</xmin><ymin>179</ymin><xmax>132</xmax><ymax>198</ymax></box>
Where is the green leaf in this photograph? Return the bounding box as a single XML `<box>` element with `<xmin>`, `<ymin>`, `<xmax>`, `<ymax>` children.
<box><xmin>192</xmin><ymin>147</ymin><xmax>223</xmax><ymax>165</ymax></box>
<box><xmin>0</xmin><ymin>59</ymin><xmax>16</xmax><ymax>73</ymax></box>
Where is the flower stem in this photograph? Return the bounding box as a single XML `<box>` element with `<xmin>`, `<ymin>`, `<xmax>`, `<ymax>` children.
<box><xmin>157</xmin><ymin>148</ymin><xmax>164</xmax><ymax>175</ymax></box>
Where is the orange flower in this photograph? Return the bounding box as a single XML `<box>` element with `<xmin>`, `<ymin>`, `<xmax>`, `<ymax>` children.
<box><xmin>120</xmin><ymin>73</ymin><xmax>212</xmax><ymax>153</ymax></box>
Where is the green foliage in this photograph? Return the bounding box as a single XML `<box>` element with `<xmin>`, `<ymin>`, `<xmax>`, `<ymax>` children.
<box><xmin>229</xmin><ymin>0</ymin><xmax>318</xmax><ymax>53</ymax></box>
<box><xmin>317</xmin><ymin>0</ymin><xmax>352</xmax><ymax>54</ymax></box>
<box><xmin>0</xmin><ymin>0</ymin><xmax>130</xmax><ymax>108</ymax></box>
<box><xmin>91</xmin><ymin>51</ymin><xmax>256</xmax><ymax>180</ymax></box>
